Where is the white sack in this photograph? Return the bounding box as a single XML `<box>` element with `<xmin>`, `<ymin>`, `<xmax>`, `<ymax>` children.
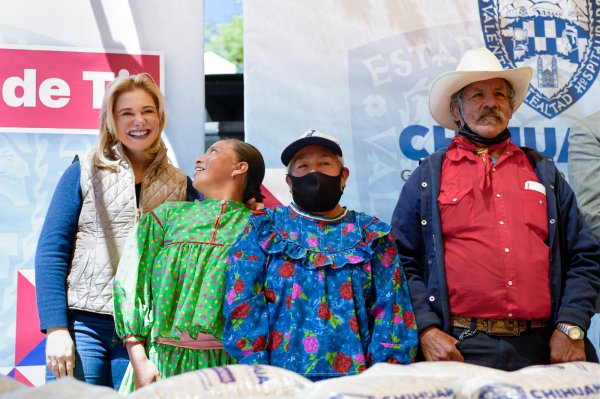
<box><xmin>130</xmin><ymin>364</ymin><xmax>312</xmax><ymax>399</ymax></box>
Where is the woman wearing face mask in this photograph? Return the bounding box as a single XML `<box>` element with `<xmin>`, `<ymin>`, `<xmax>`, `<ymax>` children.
<box><xmin>223</xmin><ymin>130</ymin><xmax>418</xmax><ymax>381</ymax></box>
<box><xmin>114</xmin><ymin>139</ymin><xmax>265</xmax><ymax>392</ymax></box>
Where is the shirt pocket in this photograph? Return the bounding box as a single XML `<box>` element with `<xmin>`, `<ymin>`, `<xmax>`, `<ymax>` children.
<box><xmin>522</xmin><ymin>189</ymin><xmax>549</xmax><ymax>238</ymax></box>
<box><xmin>438</xmin><ymin>187</ymin><xmax>474</xmax><ymax>236</ymax></box>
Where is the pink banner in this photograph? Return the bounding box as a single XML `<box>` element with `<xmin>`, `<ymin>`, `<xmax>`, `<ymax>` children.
<box><xmin>0</xmin><ymin>46</ymin><xmax>162</xmax><ymax>132</ymax></box>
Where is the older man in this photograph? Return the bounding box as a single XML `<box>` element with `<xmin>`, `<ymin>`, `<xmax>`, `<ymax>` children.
<box><xmin>223</xmin><ymin>130</ymin><xmax>418</xmax><ymax>380</ymax></box>
<box><xmin>391</xmin><ymin>48</ymin><xmax>600</xmax><ymax>370</ymax></box>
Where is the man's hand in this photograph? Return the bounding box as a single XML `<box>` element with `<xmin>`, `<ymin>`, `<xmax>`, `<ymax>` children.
<box><xmin>419</xmin><ymin>326</ymin><xmax>465</xmax><ymax>362</ymax></box>
<box><xmin>550</xmin><ymin>328</ymin><xmax>586</xmax><ymax>363</ymax></box>
<box><xmin>45</xmin><ymin>328</ymin><xmax>75</xmax><ymax>378</ymax></box>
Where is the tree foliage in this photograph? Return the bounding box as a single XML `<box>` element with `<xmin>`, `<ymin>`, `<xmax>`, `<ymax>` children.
<box><xmin>206</xmin><ymin>15</ymin><xmax>244</xmax><ymax>70</ymax></box>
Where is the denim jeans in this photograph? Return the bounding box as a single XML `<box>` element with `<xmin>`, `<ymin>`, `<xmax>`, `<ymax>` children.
<box><xmin>45</xmin><ymin>310</ymin><xmax>129</xmax><ymax>390</ymax></box>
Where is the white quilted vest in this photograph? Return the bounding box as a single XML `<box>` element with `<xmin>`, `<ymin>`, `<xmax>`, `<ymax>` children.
<box><xmin>67</xmin><ymin>145</ymin><xmax>188</xmax><ymax>315</ymax></box>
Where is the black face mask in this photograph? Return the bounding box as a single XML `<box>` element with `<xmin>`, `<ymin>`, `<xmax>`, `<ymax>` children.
<box><xmin>288</xmin><ymin>170</ymin><xmax>343</xmax><ymax>212</ymax></box>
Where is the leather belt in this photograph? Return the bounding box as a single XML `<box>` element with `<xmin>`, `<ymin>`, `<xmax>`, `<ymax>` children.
<box><xmin>450</xmin><ymin>316</ymin><xmax>549</xmax><ymax>336</ymax></box>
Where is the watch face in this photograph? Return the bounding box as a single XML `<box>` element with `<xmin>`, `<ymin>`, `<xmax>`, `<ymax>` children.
<box><xmin>568</xmin><ymin>327</ymin><xmax>582</xmax><ymax>339</ymax></box>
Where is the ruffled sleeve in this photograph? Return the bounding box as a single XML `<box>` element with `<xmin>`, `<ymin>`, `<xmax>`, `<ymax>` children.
<box><xmin>114</xmin><ymin>205</ymin><xmax>169</xmax><ymax>345</ymax></box>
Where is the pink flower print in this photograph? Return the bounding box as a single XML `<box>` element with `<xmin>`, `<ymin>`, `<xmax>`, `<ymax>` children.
<box><xmin>292</xmin><ymin>283</ymin><xmax>302</xmax><ymax>299</ymax></box>
<box><xmin>381</xmin><ymin>252</ymin><xmax>394</xmax><ymax>267</ymax></box>
<box><xmin>346</xmin><ymin>223</ymin><xmax>355</xmax><ymax>233</ymax></box>
<box><xmin>307</xmin><ymin>237</ymin><xmax>318</xmax><ymax>247</ymax></box>
<box><xmin>346</xmin><ymin>255</ymin><xmax>363</xmax><ymax>264</ymax></box>
<box><xmin>243</xmin><ymin>349</ymin><xmax>253</xmax><ymax>356</ymax></box>
<box><xmin>393</xmin><ymin>315</ymin><xmax>402</xmax><ymax>324</ymax></box>
<box><xmin>226</xmin><ymin>289</ymin><xmax>236</xmax><ymax>305</ymax></box>
<box><xmin>291</xmin><ymin>232</ymin><xmax>298</xmax><ymax>239</ymax></box>
<box><xmin>354</xmin><ymin>353</ymin><xmax>365</xmax><ymax>363</ymax></box>
<box><xmin>371</xmin><ymin>306</ymin><xmax>385</xmax><ymax>319</ymax></box>
<box><xmin>303</xmin><ymin>336</ymin><xmax>319</xmax><ymax>353</ymax></box>
<box><xmin>363</xmin><ymin>262</ymin><xmax>372</xmax><ymax>273</ymax></box>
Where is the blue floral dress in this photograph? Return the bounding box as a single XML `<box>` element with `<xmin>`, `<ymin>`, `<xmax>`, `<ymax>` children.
<box><xmin>223</xmin><ymin>203</ymin><xmax>418</xmax><ymax>380</ymax></box>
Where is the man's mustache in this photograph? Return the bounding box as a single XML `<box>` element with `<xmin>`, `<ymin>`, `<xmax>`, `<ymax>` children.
<box><xmin>473</xmin><ymin>107</ymin><xmax>507</xmax><ymax>123</ymax></box>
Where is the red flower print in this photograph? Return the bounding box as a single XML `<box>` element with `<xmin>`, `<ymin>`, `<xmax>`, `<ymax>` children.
<box><xmin>318</xmin><ymin>303</ymin><xmax>332</xmax><ymax>320</ymax></box>
<box><xmin>314</xmin><ymin>253</ymin><xmax>327</xmax><ymax>267</ymax></box>
<box><xmin>366</xmin><ymin>231</ymin><xmax>379</xmax><ymax>242</ymax></box>
<box><xmin>393</xmin><ymin>268</ymin><xmax>402</xmax><ymax>284</ymax></box>
<box><xmin>234</xmin><ymin>250</ymin><xmax>243</xmax><ymax>259</ymax></box>
<box><xmin>386</xmin><ymin>245</ymin><xmax>397</xmax><ymax>257</ymax></box>
<box><xmin>393</xmin><ymin>303</ymin><xmax>400</xmax><ymax>314</ymax></box>
<box><xmin>339</xmin><ymin>282</ymin><xmax>353</xmax><ymax>300</ymax></box>
<box><xmin>252</xmin><ymin>209</ymin><xmax>266</xmax><ymax>216</ymax></box>
<box><xmin>264</xmin><ymin>289</ymin><xmax>277</xmax><ymax>303</ymax></box>
<box><xmin>386</xmin><ymin>358</ymin><xmax>400</xmax><ymax>364</ymax></box>
<box><xmin>269</xmin><ymin>330</ymin><xmax>284</xmax><ymax>350</ymax></box>
<box><xmin>342</xmin><ymin>225</ymin><xmax>349</xmax><ymax>236</ymax></box>
<box><xmin>247</xmin><ymin>255</ymin><xmax>259</xmax><ymax>261</ymax></box>
<box><xmin>231</xmin><ymin>302</ymin><xmax>251</xmax><ymax>319</ymax></box>
<box><xmin>333</xmin><ymin>352</ymin><xmax>352</xmax><ymax>374</ymax></box>
<box><xmin>286</xmin><ymin>295</ymin><xmax>292</xmax><ymax>309</ymax></box>
<box><xmin>281</xmin><ymin>231</ymin><xmax>289</xmax><ymax>239</ymax></box>
<box><xmin>317</xmin><ymin>221</ymin><xmax>326</xmax><ymax>230</ymax></box>
<box><xmin>234</xmin><ymin>279</ymin><xmax>245</xmax><ymax>294</ymax></box>
<box><xmin>403</xmin><ymin>310</ymin><xmax>415</xmax><ymax>329</ymax></box>
<box><xmin>236</xmin><ymin>338</ymin><xmax>248</xmax><ymax>350</ymax></box>
<box><xmin>253</xmin><ymin>336</ymin><xmax>267</xmax><ymax>351</ymax></box>
<box><xmin>349</xmin><ymin>316</ymin><xmax>359</xmax><ymax>334</ymax></box>
<box><xmin>279</xmin><ymin>262</ymin><xmax>296</xmax><ymax>278</ymax></box>
<box><xmin>358</xmin><ymin>365</ymin><xmax>367</xmax><ymax>373</ymax></box>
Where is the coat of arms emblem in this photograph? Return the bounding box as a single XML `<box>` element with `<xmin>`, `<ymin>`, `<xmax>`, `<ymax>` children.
<box><xmin>479</xmin><ymin>0</ymin><xmax>599</xmax><ymax>118</ymax></box>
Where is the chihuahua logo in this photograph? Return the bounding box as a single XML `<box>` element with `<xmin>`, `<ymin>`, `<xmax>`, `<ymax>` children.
<box><xmin>479</xmin><ymin>0</ymin><xmax>600</xmax><ymax>119</ymax></box>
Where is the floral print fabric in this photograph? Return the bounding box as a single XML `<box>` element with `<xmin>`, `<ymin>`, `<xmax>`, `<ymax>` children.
<box><xmin>223</xmin><ymin>204</ymin><xmax>418</xmax><ymax>380</ymax></box>
<box><xmin>114</xmin><ymin>199</ymin><xmax>250</xmax><ymax>391</ymax></box>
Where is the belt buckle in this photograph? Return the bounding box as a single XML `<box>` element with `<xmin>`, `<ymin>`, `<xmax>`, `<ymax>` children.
<box><xmin>506</xmin><ymin>319</ymin><xmax>520</xmax><ymax>336</ymax></box>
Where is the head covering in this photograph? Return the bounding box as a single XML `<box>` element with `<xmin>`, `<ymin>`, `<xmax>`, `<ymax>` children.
<box><xmin>429</xmin><ymin>47</ymin><xmax>532</xmax><ymax>130</ymax></box>
<box><xmin>281</xmin><ymin>129</ymin><xmax>343</xmax><ymax>166</ymax></box>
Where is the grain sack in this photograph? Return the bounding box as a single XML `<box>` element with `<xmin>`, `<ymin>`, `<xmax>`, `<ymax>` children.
<box><xmin>0</xmin><ymin>377</ymin><xmax>122</xmax><ymax>399</ymax></box>
<box><xmin>0</xmin><ymin>374</ymin><xmax>27</xmax><ymax>395</ymax></box>
<box><xmin>362</xmin><ymin>361</ymin><xmax>506</xmax><ymax>379</ymax></box>
<box><xmin>129</xmin><ymin>364</ymin><xmax>312</xmax><ymax>399</ymax></box>
<box><xmin>459</xmin><ymin>362</ymin><xmax>600</xmax><ymax>399</ymax></box>
<box><xmin>299</xmin><ymin>373</ymin><xmax>459</xmax><ymax>399</ymax></box>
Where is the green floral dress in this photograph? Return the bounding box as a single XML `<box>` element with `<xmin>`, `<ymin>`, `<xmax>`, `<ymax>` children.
<box><xmin>114</xmin><ymin>199</ymin><xmax>251</xmax><ymax>393</ymax></box>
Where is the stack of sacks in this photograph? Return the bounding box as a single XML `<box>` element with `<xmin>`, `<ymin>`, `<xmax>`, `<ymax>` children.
<box><xmin>0</xmin><ymin>374</ymin><xmax>27</xmax><ymax>395</ymax></box>
<box><xmin>0</xmin><ymin>377</ymin><xmax>122</xmax><ymax>399</ymax></box>
<box><xmin>130</xmin><ymin>364</ymin><xmax>312</xmax><ymax>399</ymax></box>
<box><xmin>460</xmin><ymin>362</ymin><xmax>600</xmax><ymax>399</ymax></box>
<box><xmin>299</xmin><ymin>361</ymin><xmax>503</xmax><ymax>399</ymax></box>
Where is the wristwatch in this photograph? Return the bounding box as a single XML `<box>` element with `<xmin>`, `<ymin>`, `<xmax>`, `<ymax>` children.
<box><xmin>557</xmin><ymin>323</ymin><xmax>584</xmax><ymax>340</ymax></box>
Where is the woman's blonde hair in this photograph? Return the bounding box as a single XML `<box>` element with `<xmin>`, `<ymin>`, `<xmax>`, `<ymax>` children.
<box><xmin>94</xmin><ymin>73</ymin><xmax>167</xmax><ymax>169</ymax></box>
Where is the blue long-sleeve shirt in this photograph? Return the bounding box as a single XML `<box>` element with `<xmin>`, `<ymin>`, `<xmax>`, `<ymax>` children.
<box><xmin>35</xmin><ymin>160</ymin><xmax>199</xmax><ymax>332</ymax></box>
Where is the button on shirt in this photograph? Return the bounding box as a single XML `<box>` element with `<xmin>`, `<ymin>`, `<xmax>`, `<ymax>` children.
<box><xmin>440</xmin><ymin>136</ymin><xmax>551</xmax><ymax>319</ymax></box>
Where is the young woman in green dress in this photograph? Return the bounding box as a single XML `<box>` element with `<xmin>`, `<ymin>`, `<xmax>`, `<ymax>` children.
<box><xmin>114</xmin><ymin>139</ymin><xmax>265</xmax><ymax>392</ymax></box>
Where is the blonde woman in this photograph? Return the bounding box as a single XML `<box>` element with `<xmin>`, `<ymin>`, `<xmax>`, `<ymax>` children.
<box><xmin>35</xmin><ymin>73</ymin><xmax>198</xmax><ymax>389</ymax></box>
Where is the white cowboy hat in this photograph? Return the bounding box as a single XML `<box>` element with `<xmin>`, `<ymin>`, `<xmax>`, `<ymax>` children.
<box><xmin>428</xmin><ymin>47</ymin><xmax>532</xmax><ymax>131</ymax></box>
